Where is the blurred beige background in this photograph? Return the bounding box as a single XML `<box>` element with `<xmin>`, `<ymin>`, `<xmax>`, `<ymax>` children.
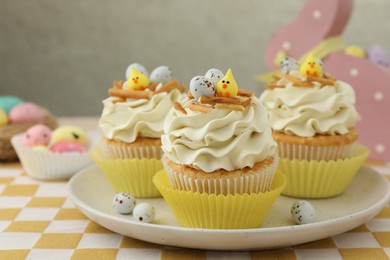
<box><xmin>1</xmin><ymin>0</ymin><xmax>389</xmax><ymax>116</ymax></box>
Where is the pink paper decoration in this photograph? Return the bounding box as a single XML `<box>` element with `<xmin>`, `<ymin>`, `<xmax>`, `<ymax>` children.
<box><xmin>262</xmin><ymin>0</ymin><xmax>390</xmax><ymax>161</ymax></box>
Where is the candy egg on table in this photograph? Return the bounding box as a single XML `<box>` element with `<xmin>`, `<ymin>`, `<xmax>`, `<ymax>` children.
<box><xmin>125</xmin><ymin>63</ymin><xmax>149</xmax><ymax>79</ymax></box>
<box><xmin>280</xmin><ymin>57</ymin><xmax>300</xmax><ymax>74</ymax></box>
<box><xmin>0</xmin><ymin>96</ymin><xmax>23</xmax><ymax>114</ymax></box>
<box><xmin>205</xmin><ymin>68</ymin><xmax>224</xmax><ymax>85</ymax></box>
<box><xmin>189</xmin><ymin>75</ymin><xmax>216</xmax><ymax>100</ymax></box>
<box><xmin>133</xmin><ymin>202</ymin><xmax>155</xmax><ymax>223</ymax></box>
<box><xmin>290</xmin><ymin>200</ymin><xmax>316</xmax><ymax>225</ymax></box>
<box><xmin>150</xmin><ymin>65</ymin><xmax>173</xmax><ymax>85</ymax></box>
<box><xmin>0</xmin><ymin>109</ymin><xmax>8</xmax><ymax>127</ymax></box>
<box><xmin>9</xmin><ymin>102</ymin><xmax>46</xmax><ymax>124</ymax></box>
<box><xmin>112</xmin><ymin>192</ymin><xmax>136</xmax><ymax>214</ymax></box>
<box><xmin>51</xmin><ymin>125</ymin><xmax>88</xmax><ymax>146</ymax></box>
<box><xmin>50</xmin><ymin>141</ymin><xmax>87</xmax><ymax>154</ymax></box>
<box><xmin>21</xmin><ymin>124</ymin><xmax>52</xmax><ymax>147</ymax></box>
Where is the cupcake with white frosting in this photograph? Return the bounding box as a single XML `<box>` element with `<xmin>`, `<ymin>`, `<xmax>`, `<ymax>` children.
<box><xmin>93</xmin><ymin>64</ymin><xmax>185</xmax><ymax>198</ymax></box>
<box><xmin>153</xmin><ymin>68</ymin><xmax>286</xmax><ymax>229</ymax></box>
<box><xmin>259</xmin><ymin>55</ymin><xmax>369</xmax><ymax>198</ymax></box>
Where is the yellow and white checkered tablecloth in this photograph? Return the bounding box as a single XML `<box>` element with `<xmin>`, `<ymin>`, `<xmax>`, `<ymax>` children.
<box><xmin>0</xmin><ymin>161</ymin><xmax>389</xmax><ymax>260</ymax></box>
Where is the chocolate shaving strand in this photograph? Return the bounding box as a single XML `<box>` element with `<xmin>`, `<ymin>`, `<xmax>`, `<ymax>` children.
<box><xmin>237</xmin><ymin>89</ymin><xmax>255</xmax><ymax>97</ymax></box>
<box><xmin>112</xmin><ymin>97</ymin><xmax>126</xmax><ymax>104</ymax></box>
<box><xmin>307</xmin><ymin>75</ymin><xmax>336</xmax><ymax>86</ymax></box>
<box><xmin>199</xmin><ymin>96</ymin><xmax>241</xmax><ymax>105</ymax></box>
<box><xmin>154</xmin><ymin>79</ymin><xmax>179</xmax><ymax>94</ymax></box>
<box><xmin>284</xmin><ymin>74</ymin><xmax>314</xmax><ymax>88</ymax></box>
<box><xmin>147</xmin><ymin>82</ymin><xmax>159</xmax><ymax>91</ymax></box>
<box><xmin>108</xmin><ymin>88</ymin><xmax>153</xmax><ymax>100</ymax></box>
<box><xmin>114</xmin><ymin>80</ymin><xmax>124</xmax><ymax>89</ymax></box>
<box><xmin>214</xmin><ymin>103</ymin><xmax>244</xmax><ymax>112</ymax></box>
<box><xmin>266</xmin><ymin>83</ymin><xmax>285</xmax><ymax>89</ymax></box>
<box><xmin>241</xmin><ymin>97</ymin><xmax>252</xmax><ymax>107</ymax></box>
<box><xmin>178</xmin><ymin>83</ymin><xmax>186</xmax><ymax>93</ymax></box>
<box><xmin>173</xmin><ymin>101</ymin><xmax>187</xmax><ymax>114</ymax></box>
<box><xmin>188</xmin><ymin>103</ymin><xmax>212</xmax><ymax>113</ymax></box>
<box><xmin>187</xmin><ymin>91</ymin><xmax>195</xmax><ymax>99</ymax></box>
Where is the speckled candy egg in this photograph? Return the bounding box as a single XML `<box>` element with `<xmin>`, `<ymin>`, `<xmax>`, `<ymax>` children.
<box><xmin>367</xmin><ymin>44</ymin><xmax>389</xmax><ymax>67</ymax></box>
<box><xmin>0</xmin><ymin>96</ymin><xmax>23</xmax><ymax>114</ymax></box>
<box><xmin>51</xmin><ymin>125</ymin><xmax>88</xmax><ymax>146</ymax></box>
<box><xmin>50</xmin><ymin>141</ymin><xmax>87</xmax><ymax>153</ymax></box>
<box><xmin>189</xmin><ymin>76</ymin><xmax>216</xmax><ymax>100</ymax></box>
<box><xmin>112</xmin><ymin>192</ymin><xmax>136</xmax><ymax>214</ymax></box>
<box><xmin>125</xmin><ymin>63</ymin><xmax>149</xmax><ymax>79</ymax></box>
<box><xmin>0</xmin><ymin>109</ymin><xmax>8</xmax><ymax>127</ymax></box>
<box><xmin>9</xmin><ymin>102</ymin><xmax>46</xmax><ymax>124</ymax></box>
<box><xmin>133</xmin><ymin>202</ymin><xmax>155</xmax><ymax>223</ymax></box>
<box><xmin>291</xmin><ymin>200</ymin><xmax>316</xmax><ymax>225</ymax></box>
<box><xmin>21</xmin><ymin>124</ymin><xmax>52</xmax><ymax>147</ymax></box>
<box><xmin>280</xmin><ymin>57</ymin><xmax>300</xmax><ymax>74</ymax></box>
<box><xmin>205</xmin><ymin>68</ymin><xmax>224</xmax><ymax>85</ymax></box>
<box><xmin>150</xmin><ymin>66</ymin><xmax>173</xmax><ymax>85</ymax></box>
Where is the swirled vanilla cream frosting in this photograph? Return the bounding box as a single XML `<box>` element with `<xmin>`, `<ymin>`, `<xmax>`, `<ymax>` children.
<box><xmin>260</xmin><ymin>71</ymin><xmax>359</xmax><ymax>137</ymax></box>
<box><xmin>161</xmin><ymin>96</ymin><xmax>277</xmax><ymax>172</ymax></box>
<box><xmin>99</xmin><ymin>89</ymin><xmax>182</xmax><ymax>142</ymax></box>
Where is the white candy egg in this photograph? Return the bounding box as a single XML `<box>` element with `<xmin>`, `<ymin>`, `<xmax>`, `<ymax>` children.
<box><xmin>291</xmin><ymin>200</ymin><xmax>316</xmax><ymax>225</ymax></box>
<box><xmin>150</xmin><ymin>66</ymin><xmax>173</xmax><ymax>84</ymax></box>
<box><xmin>112</xmin><ymin>192</ymin><xmax>136</xmax><ymax>214</ymax></box>
<box><xmin>205</xmin><ymin>68</ymin><xmax>224</xmax><ymax>85</ymax></box>
<box><xmin>125</xmin><ymin>63</ymin><xmax>149</xmax><ymax>79</ymax></box>
<box><xmin>280</xmin><ymin>57</ymin><xmax>300</xmax><ymax>74</ymax></box>
<box><xmin>189</xmin><ymin>75</ymin><xmax>216</xmax><ymax>100</ymax></box>
<box><xmin>133</xmin><ymin>202</ymin><xmax>155</xmax><ymax>223</ymax></box>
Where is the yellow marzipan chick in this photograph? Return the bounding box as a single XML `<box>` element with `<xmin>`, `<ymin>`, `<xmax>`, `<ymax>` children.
<box><xmin>215</xmin><ymin>69</ymin><xmax>238</xmax><ymax>97</ymax></box>
<box><xmin>127</xmin><ymin>67</ymin><xmax>150</xmax><ymax>90</ymax></box>
<box><xmin>299</xmin><ymin>53</ymin><xmax>323</xmax><ymax>77</ymax></box>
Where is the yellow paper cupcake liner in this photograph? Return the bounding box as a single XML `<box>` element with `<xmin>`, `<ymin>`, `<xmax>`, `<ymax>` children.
<box><xmin>92</xmin><ymin>147</ymin><xmax>162</xmax><ymax>198</ymax></box>
<box><xmin>278</xmin><ymin>144</ymin><xmax>370</xmax><ymax>198</ymax></box>
<box><xmin>153</xmin><ymin>170</ymin><xmax>286</xmax><ymax>229</ymax></box>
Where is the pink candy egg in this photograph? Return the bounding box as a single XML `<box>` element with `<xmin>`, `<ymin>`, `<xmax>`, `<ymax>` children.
<box><xmin>50</xmin><ymin>141</ymin><xmax>87</xmax><ymax>154</ymax></box>
<box><xmin>9</xmin><ymin>102</ymin><xmax>46</xmax><ymax>124</ymax></box>
<box><xmin>21</xmin><ymin>124</ymin><xmax>52</xmax><ymax>148</ymax></box>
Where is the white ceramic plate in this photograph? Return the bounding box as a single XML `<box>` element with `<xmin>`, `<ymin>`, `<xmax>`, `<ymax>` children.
<box><xmin>68</xmin><ymin>165</ymin><xmax>390</xmax><ymax>251</ymax></box>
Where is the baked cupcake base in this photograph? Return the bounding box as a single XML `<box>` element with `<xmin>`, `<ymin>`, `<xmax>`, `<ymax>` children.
<box><xmin>273</xmin><ymin>129</ymin><xmax>359</xmax><ymax>161</ymax></box>
<box><xmin>92</xmin><ymin>145</ymin><xmax>162</xmax><ymax>198</ymax></box>
<box><xmin>163</xmin><ymin>154</ymin><xmax>279</xmax><ymax>195</ymax></box>
<box><xmin>103</xmin><ymin>137</ymin><xmax>163</xmax><ymax>160</ymax></box>
<box><xmin>278</xmin><ymin>144</ymin><xmax>369</xmax><ymax>198</ymax></box>
<box><xmin>153</xmin><ymin>169</ymin><xmax>286</xmax><ymax>229</ymax></box>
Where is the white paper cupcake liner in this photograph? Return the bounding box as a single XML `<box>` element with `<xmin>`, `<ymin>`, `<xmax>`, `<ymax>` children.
<box><xmin>102</xmin><ymin>140</ymin><xmax>163</xmax><ymax>160</ymax></box>
<box><xmin>277</xmin><ymin>142</ymin><xmax>356</xmax><ymax>161</ymax></box>
<box><xmin>11</xmin><ymin>134</ymin><xmax>94</xmax><ymax>180</ymax></box>
<box><xmin>162</xmin><ymin>154</ymin><xmax>279</xmax><ymax>195</ymax></box>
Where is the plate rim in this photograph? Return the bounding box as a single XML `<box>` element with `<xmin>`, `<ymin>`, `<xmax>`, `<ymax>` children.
<box><xmin>68</xmin><ymin>164</ymin><xmax>390</xmax><ymax>249</ymax></box>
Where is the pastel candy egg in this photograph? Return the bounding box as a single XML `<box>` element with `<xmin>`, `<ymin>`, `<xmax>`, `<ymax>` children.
<box><xmin>291</xmin><ymin>200</ymin><xmax>316</xmax><ymax>225</ymax></box>
<box><xmin>32</xmin><ymin>145</ymin><xmax>50</xmax><ymax>152</ymax></box>
<box><xmin>150</xmin><ymin>66</ymin><xmax>173</xmax><ymax>85</ymax></box>
<box><xmin>0</xmin><ymin>96</ymin><xmax>23</xmax><ymax>114</ymax></box>
<box><xmin>280</xmin><ymin>57</ymin><xmax>300</xmax><ymax>74</ymax></box>
<box><xmin>367</xmin><ymin>44</ymin><xmax>389</xmax><ymax>67</ymax></box>
<box><xmin>21</xmin><ymin>124</ymin><xmax>52</xmax><ymax>147</ymax></box>
<box><xmin>50</xmin><ymin>141</ymin><xmax>87</xmax><ymax>153</ymax></box>
<box><xmin>51</xmin><ymin>125</ymin><xmax>88</xmax><ymax>146</ymax></box>
<box><xmin>9</xmin><ymin>102</ymin><xmax>46</xmax><ymax>124</ymax></box>
<box><xmin>125</xmin><ymin>63</ymin><xmax>149</xmax><ymax>79</ymax></box>
<box><xmin>112</xmin><ymin>192</ymin><xmax>136</xmax><ymax>214</ymax></box>
<box><xmin>344</xmin><ymin>45</ymin><xmax>366</xmax><ymax>58</ymax></box>
<box><xmin>133</xmin><ymin>202</ymin><xmax>155</xmax><ymax>223</ymax></box>
<box><xmin>189</xmin><ymin>76</ymin><xmax>216</xmax><ymax>100</ymax></box>
<box><xmin>0</xmin><ymin>109</ymin><xmax>8</xmax><ymax>127</ymax></box>
<box><xmin>204</xmin><ymin>68</ymin><xmax>224</xmax><ymax>85</ymax></box>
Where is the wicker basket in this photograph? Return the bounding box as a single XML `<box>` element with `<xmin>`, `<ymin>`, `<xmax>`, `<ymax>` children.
<box><xmin>0</xmin><ymin>111</ymin><xmax>57</xmax><ymax>162</ymax></box>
